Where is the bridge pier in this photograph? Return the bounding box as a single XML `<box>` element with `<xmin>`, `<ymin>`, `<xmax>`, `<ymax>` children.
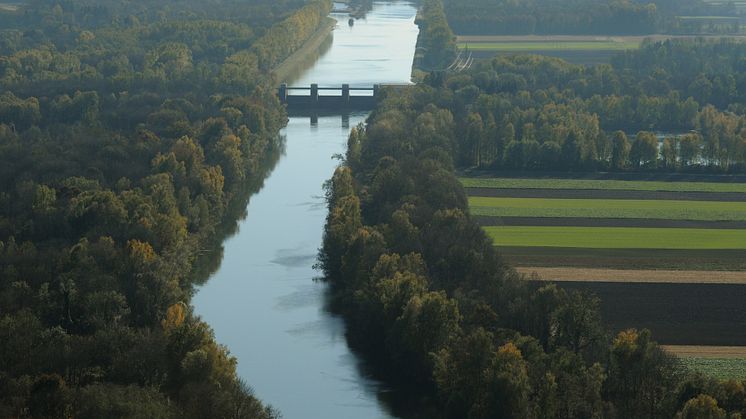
<box><xmin>342</xmin><ymin>84</ymin><xmax>350</xmax><ymax>104</ymax></box>
<box><xmin>279</xmin><ymin>83</ymin><xmax>288</xmax><ymax>103</ymax></box>
<box><xmin>310</xmin><ymin>83</ymin><xmax>319</xmax><ymax>104</ymax></box>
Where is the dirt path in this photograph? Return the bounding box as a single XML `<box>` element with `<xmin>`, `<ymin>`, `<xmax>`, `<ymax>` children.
<box><xmin>663</xmin><ymin>345</ymin><xmax>746</xmax><ymax>358</ymax></box>
<box><xmin>519</xmin><ymin>267</ymin><xmax>746</xmax><ymax>284</ymax></box>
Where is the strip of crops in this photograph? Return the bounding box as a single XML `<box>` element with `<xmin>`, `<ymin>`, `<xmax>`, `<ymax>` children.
<box><xmin>469</xmin><ymin>197</ymin><xmax>746</xmax><ymax>221</ymax></box>
<box><xmin>460</xmin><ymin>177</ymin><xmax>746</xmax><ymax>193</ymax></box>
<box><xmin>457</xmin><ymin>41</ymin><xmax>639</xmax><ymax>51</ymax></box>
<box><xmin>484</xmin><ymin>226</ymin><xmax>746</xmax><ymax>249</ymax></box>
<box><xmin>679</xmin><ymin>358</ymin><xmax>746</xmax><ymax>380</ymax></box>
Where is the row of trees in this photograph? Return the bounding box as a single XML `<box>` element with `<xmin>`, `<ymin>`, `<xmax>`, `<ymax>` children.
<box><xmin>0</xmin><ymin>0</ymin><xmax>332</xmax><ymax>416</ymax></box>
<box><xmin>442</xmin><ymin>0</ymin><xmax>739</xmax><ymax>35</ymax></box>
<box><xmin>413</xmin><ymin>0</ymin><xmax>457</xmax><ymax>72</ymax></box>
<box><xmin>410</xmin><ymin>39</ymin><xmax>746</xmax><ymax>173</ymax></box>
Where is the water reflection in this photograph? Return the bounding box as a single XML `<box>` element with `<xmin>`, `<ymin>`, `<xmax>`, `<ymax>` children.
<box><xmin>193</xmin><ymin>2</ymin><xmax>419</xmax><ymax>418</ymax></box>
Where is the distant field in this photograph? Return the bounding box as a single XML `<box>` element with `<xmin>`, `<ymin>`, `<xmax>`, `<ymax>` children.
<box><xmin>498</xmin><ymin>246</ymin><xmax>746</xmax><ymax>271</ymax></box>
<box><xmin>679</xmin><ymin>358</ymin><xmax>746</xmax><ymax>380</ymax></box>
<box><xmin>518</xmin><ymin>267</ymin><xmax>746</xmax><ymax>284</ymax></box>
<box><xmin>484</xmin><ymin>226</ymin><xmax>746</xmax><ymax>249</ymax></box>
<box><xmin>460</xmin><ymin>177</ymin><xmax>746</xmax><ymax>193</ymax></box>
<box><xmin>469</xmin><ymin>196</ymin><xmax>746</xmax><ymax>221</ymax></box>
<box><xmin>465</xmin><ymin>173</ymin><xmax>746</xmax><ymax>346</ymax></box>
<box><xmin>458</xmin><ymin>41</ymin><xmax>639</xmax><ymax>51</ymax></box>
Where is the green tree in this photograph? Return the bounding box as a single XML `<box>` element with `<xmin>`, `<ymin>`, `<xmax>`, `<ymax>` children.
<box><xmin>610</xmin><ymin>131</ymin><xmax>631</xmax><ymax>170</ymax></box>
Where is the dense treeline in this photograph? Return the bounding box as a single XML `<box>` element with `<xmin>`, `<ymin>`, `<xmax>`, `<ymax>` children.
<box><xmin>319</xmin><ymin>76</ymin><xmax>746</xmax><ymax>419</ymax></box>
<box><xmin>0</xmin><ymin>0</ymin><xmax>331</xmax><ymax>416</ymax></box>
<box><xmin>442</xmin><ymin>0</ymin><xmax>739</xmax><ymax>35</ymax></box>
<box><xmin>409</xmin><ymin>38</ymin><xmax>746</xmax><ymax>173</ymax></box>
<box><xmin>413</xmin><ymin>0</ymin><xmax>457</xmax><ymax>71</ymax></box>
<box><xmin>316</xmin><ymin>5</ymin><xmax>746</xmax><ymax>417</ymax></box>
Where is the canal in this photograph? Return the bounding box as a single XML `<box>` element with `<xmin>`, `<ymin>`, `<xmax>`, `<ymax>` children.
<box><xmin>192</xmin><ymin>2</ymin><xmax>420</xmax><ymax>418</ymax></box>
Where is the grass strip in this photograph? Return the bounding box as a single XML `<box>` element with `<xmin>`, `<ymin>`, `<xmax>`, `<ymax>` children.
<box><xmin>469</xmin><ymin>197</ymin><xmax>746</xmax><ymax>221</ymax></box>
<box><xmin>484</xmin><ymin>226</ymin><xmax>746</xmax><ymax>249</ymax></box>
<box><xmin>458</xmin><ymin>41</ymin><xmax>640</xmax><ymax>51</ymax></box>
<box><xmin>460</xmin><ymin>177</ymin><xmax>746</xmax><ymax>193</ymax></box>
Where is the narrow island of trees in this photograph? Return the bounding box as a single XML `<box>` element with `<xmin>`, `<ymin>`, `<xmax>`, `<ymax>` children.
<box><xmin>318</xmin><ymin>2</ymin><xmax>746</xmax><ymax>417</ymax></box>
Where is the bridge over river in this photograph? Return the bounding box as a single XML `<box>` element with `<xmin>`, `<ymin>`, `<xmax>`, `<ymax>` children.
<box><xmin>278</xmin><ymin>83</ymin><xmax>409</xmax><ymax>110</ymax></box>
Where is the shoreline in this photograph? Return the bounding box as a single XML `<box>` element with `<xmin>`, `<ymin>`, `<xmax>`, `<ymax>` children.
<box><xmin>273</xmin><ymin>16</ymin><xmax>337</xmax><ymax>83</ymax></box>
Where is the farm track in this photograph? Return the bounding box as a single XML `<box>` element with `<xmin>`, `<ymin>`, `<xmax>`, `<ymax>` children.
<box><xmin>546</xmin><ymin>281</ymin><xmax>746</xmax><ymax>345</ymax></box>
<box><xmin>476</xmin><ymin>215</ymin><xmax>746</xmax><ymax>229</ymax></box>
<box><xmin>519</xmin><ymin>267</ymin><xmax>746</xmax><ymax>284</ymax></box>
<box><xmin>466</xmin><ymin>187</ymin><xmax>746</xmax><ymax>202</ymax></box>
<box><xmin>663</xmin><ymin>345</ymin><xmax>746</xmax><ymax>359</ymax></box>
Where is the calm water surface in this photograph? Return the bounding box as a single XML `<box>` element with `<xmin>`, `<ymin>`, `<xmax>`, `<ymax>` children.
<box><xmin>192</xmin><ymin>3</ymin><xmax>419</xmax><ymax>418</ymax></box>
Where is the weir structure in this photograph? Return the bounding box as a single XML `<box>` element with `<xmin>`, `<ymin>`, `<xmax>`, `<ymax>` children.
<box><xmin>279</xmin><ymin>83</ymin><xmax>410</xmax><ymax>110</ymax></box>
<box><xmin>278</xmin><ymin>83</ymin><xmax>378</xmax><ymax>109</ymax></box>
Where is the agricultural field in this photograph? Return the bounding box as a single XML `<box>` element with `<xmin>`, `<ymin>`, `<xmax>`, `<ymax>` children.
<box><xmin>486</xmin><ymin>226</ymin><xmax>746</xmax><ymax>249</ymax></box>
<box><xmin>460</xmin><ymin>176</ymin><xmax>746</xmax><ymax>193</ymax></box>
<box><xmin>470</xmin><ymin>197</ymin><xmax>746</xmax><ymax>221</ymax></box>
<box><xmin>457</xmin><ymin>34</ymin><xmax>746</xmax><ymax>64</ymax></box>
<box><xmin>665</xmin><ymin>346</ymin><xmax>746</xmax><ymax>380</ymax></box>
<box><xmin>465</xmin><ymin>175</ymin><xmax>746</xmax><ymax>346</ymax></box>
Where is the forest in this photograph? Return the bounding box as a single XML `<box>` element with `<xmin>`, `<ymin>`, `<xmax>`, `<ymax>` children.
<box><xmin>318</xmin><ymin>2</ymin><xmax>746</xmax><ymax>418</ymax></box>
<box><xmin>414</xmin><ymin>8</ymin><xmax>746</xmax><ymax>174</ymax></box>
<box><xmin>442</xmin><ymin>0</ymin><xmax>740</xmax><ymax>35</ymax></box>
<box><xmin>0</xmin><ymin>0</ymin><xmax>331</xmax><ymax>417</ymax></box>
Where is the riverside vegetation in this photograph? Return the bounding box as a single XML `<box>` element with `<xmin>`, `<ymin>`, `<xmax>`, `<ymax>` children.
<box><xmin>319</xmin><ymin>0</ymin><xmax>746</xmax><ymax>417</ymax></box>
<box><xmin>0</xmin><ymin>0</ymin><xmax>332</xmax><ymax>416</ymax></box>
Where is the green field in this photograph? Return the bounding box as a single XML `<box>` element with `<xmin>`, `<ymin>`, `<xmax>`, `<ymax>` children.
<box><xmin>458</xmin><ymin>41</ymin><xmax>640</xmax><ymax>51</ymax></box>
<box><xmin>461</xmin><ymin>177</ymin><xmax>746</xmax><ymax>193</ymax></box>
<box><xmin>484</xmin><ymin>226</ymin><xmax>746</xmax><ymax>249</ymax></box>
<box><xmin>681</xmin><ymin>358</ymin><xmax>746</xmax><ymax>380</ymax></box>
<box><xmin>469</xmin><ymin>197</ymin><xmax>746</xmax><ymax>221</ymax></box>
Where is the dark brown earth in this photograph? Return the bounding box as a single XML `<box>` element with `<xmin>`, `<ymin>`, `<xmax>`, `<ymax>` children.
<box><xmin>466</xmin><ymin>187</ymin><xmax>746</xmax><ymax>201</ymax></box>
<box><xmin>475</xmin><ymin>215</ymin><xmax>746</xmax><ymax>229</ymax></box>
<box><xmin>543</xmin><ymin>281</ymin><xmax>746</xmax><ymax>346</ymax></box>
<box><xmin>499</xmin><ymin>246</ymin><xmax>746</xmax><ymax>271</ymax></box>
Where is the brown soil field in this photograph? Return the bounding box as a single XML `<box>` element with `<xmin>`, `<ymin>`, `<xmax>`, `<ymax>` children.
<box><xmin>544</xmin><ymin>281</ymin><xmax>746</xmax><ymax>345</ymax></box>
<box><xmin>499</xmin><ymin>246</ymin><xmax>746</xmax><ymax>271</ymax></box>
<box><xmin>520</xmin><ymin>267</ymin><xmax>746</xmax><ymax>284</ymax></box>
<box><xmin>457</xmin><ymin>34</ymin><xmax>746</xmax><ymax>43</ymax></box>
<box><xmin>663</xmin><ymin>345</ymin><xmax>746</xmax><ymax>359</ymax></box>
<box><xmin>476</xmin><ymin>215</ymin><xmax>746</xmax><ymax>229</ymax></box>
<box><xmin>466</xmin><ymin>187</ymin><xmax>746</xmax><ymax>202</ymax></box>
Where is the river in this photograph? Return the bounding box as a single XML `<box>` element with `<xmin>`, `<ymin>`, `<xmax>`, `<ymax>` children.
<box><xmin>192</xmin><ymin>3</ymin><xmax>419</xmax><ymax>418</ymax></box>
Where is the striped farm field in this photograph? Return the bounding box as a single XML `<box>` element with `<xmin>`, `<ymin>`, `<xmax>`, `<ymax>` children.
<box><xmin>460</xmin><ymin>177</ymin><xmax>746</xmax><ymax>193</ymax></box>
<box><xmin>469</xmin><ymin>196</ymin><xmax>746</xmax><ymax>221</ymax></box>
<box><xmin>484</xmin><ymin>226</ymin><xmax>746</xmax><ymax>249</ymax></box>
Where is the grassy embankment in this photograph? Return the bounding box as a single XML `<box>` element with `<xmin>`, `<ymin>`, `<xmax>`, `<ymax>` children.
<box><xmin>273</xmin><ymin>17</ymin><xmax>337</xmax><ymax>83</ymax></box>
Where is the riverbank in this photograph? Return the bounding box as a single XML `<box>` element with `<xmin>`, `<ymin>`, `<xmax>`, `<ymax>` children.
<box><xmin>273</xmin><ymin>16</ymin><xmax>337</xmax><ymax>83</ymax></box>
